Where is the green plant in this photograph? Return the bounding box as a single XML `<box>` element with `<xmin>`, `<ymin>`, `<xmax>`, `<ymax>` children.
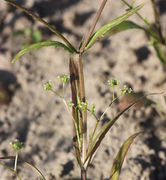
<box><xmin>121</xmin><ymin>0</ymin><xmax>166</xmax><ymax>67</ymax></box>
<box><xmin>10</xmin><ymin>139</ymin><xmax>23</xmax><ymax>172</ymax></box>
<box><xmin>0</xmin><ymin>140</ymin><xmax>46</xmax><ymax>180</ymax></box>
<box><xmin>12</xmin><ymin>27</ymin><xmax>42</xmax><ymax>45</ymax></box>
<box><xmin>0</xmin><ymin>0</ymin><xmax>148</xmax><ymax>179</ymax></box>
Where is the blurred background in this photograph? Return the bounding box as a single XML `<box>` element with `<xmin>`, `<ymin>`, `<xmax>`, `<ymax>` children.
<box><xmin>0</xmin><ymin>0</ymin><xmax>166</xmax><ymax>179</ymax></box>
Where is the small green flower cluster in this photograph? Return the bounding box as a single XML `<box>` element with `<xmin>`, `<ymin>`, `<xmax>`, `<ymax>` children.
<box><xmin>44</xmin><ymin>81</ymin><xmax>52</xmax><ymax>91</ymax></box>
<box><xmin>10</xmin><ymin>139</ymin><xmax>23</xmax><ymax>151</ymax></box>
<box><xmin>69</xmin><ymin>100</ymin><xmax>74</xmax><ymax>108</ymax></box>
<box><xmin>91</xmin><ymin>104</ymin><xmax>95</xmax><ymax>113</ymax></box>
<box><xmin>108</xmin><ymin>79</ymin><xmax>119</xmax><ymax>87</ymax></box>
<box><xmin>44</xmin><ymin>75</ymin><xmax>69</xmax><ymax>91</ymax></box>
<box><xmin>108</xmin><ymin>79</ymin><xmax>132</xmax><ymax>96</ymax></box>
<box><xmin>120</xmin><ymin>85</ymin><xmax>132</xmax><ymax>95</ymax></box>
<box><xmin>78</xmin><ymin>99</ymin><xmax>88</xmax><ymax>111</ymax></box>
<box><xmin>58</xmin><ymin>75</ymin><xmax>69</xmax><ymax>85</ymax></box>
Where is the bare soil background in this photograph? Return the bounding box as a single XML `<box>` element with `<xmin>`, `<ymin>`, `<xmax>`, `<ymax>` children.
<box><xmin>0</xmin><ymin>0</ymin><xmax>166</xmax><ymax>179</ymax></box>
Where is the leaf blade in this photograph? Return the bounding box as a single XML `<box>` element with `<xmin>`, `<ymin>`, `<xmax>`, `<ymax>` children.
<box><xmin>85</xmin><ymin>4</ymin><xmax>144</xmax><ymax>50</ymax></box>
<box><xmin>5</xmin><ymin>0</ymin><xmax>76</xmax><ymax>52</ymax></box>
<box><xmin>102</xmin><ymin>20</ymin><xmax>144</xmax><ymax>37</ymax></box>
<box><xmin>110</xmin><ymin>132</ymin><xmax>141</xmax><ymax>180</ymax></box>
<box><xmin>85</xmin><ymin>93</ymin><xmax>159</xmax><ymax>166</ymax></box>
<box><xmin>12</xmin><ymin>40</ymin><xmax>75</xmax><ymax>63</ymax></box>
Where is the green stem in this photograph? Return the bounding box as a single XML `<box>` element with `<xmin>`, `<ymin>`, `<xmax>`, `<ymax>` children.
<box><xmin>100</xmin><ymin>96</ymin><xmax>120</xmax><ymax>121</ymax></box>
<box><xmin>87</xmin><ymin>109</ymin><xmax>100</xmax><ymax>145</ymax></box>
<box><xmin>90</xmin><ymin>120</ymin><xmax>100</xmax><ymax>143</ymax></box>
<box><xmin>62</xmin><ymin>99</ymin><xmax>79</xmax><ymax>141</ymax></box>
<box><xmin>62</xmin><ymin>84</ymin><xmax>65</xmax><ymax>98</ymax></box>
<box><xmin>122</xmin><ymin>0</ymin><xmax>147</xmax><ymax>23</ymax></box>
<box><xmin>112</xmin><ymin>86</ymin><xmax>115</xmax><ymax>100</ymax></box>
<box><xmin>121</xmin><ymin>0</ymin><xmax>159</xmax><ymax>40</ymax></box>
<box><xmin>14</xmin><ymin>151</ymin><xmax>19</xmax><ymax>172</ymax></box>
<box><xmin>150</xmin><ymin>0</ymin><xmax>165</xmax><ymax>44</ymax></box>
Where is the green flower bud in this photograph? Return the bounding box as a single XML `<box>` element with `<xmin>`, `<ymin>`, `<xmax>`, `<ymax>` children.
<box><xmin>58</xmin><ymin>75</ymin><xmax>69</xmax><ymax>84</ymax></box>
<box><xmin>10</xmin><ymin>139</ymin><xmax>23</xmax><ymax>151</ymax></box>
<box><xmin>69</xmin><ymin>100</ymin><xmax>74</xmax><ymax>108</ymax></box>
<box><xmin>44</xmin><ymin>81</ymin><xmax>52</xmax><ymax>91</ymax></box>
<box><xmin>108</xmin><ymin>79</ymin><xmax>119</xmax><ymax>87</ymax></box>
<box><xmin>78</xmin><ymin>101</ymin><xmax>87</xmax><ymax>111</ymax></box>
<box><xmin>81</xmin><ymin>102</ymin><xmax>88</xmax><ymax>111</ymax></box>
<box><xmin>121</xmin><ymin>85</ymin><xmax>132</xmax><ymax>95</ymax></box>
<box><xmin>91</xmin><ymin>104</ymin><xmax>95</xmax><ymax>113</ymax></box>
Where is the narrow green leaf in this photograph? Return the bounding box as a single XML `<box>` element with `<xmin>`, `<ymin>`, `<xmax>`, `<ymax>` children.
<box><xmin>85</xmin><ymin>93</ymin><xmax>159</xmax><ymax>166</ymax></box>
<box><xmin>12</xmin><ymin>40</ymin><xmax>75</xmax><ymax>63</ymax></box>
<box><xmin>5</xmin><ymin>0</ymin><xmax>76</xmax><ymax>52</ymax></box>
<box><xmin>85</xmin><ymin>99</ymin><xmax>137</xmax><ymax>165</ymax></box>
<box><xmin>110</xmin><ymin>132</ymin><xmax>141</xmax><ymax>180</ymax></box>
<box><xmin>0</xmin><ymin>156</ymin><xmax>46</xmax><ymax>180</ymax></box>
<box><xmin>102</xmin><ymin>20</ymin><xmax>144</xmax><ymax>37</ymax></box>
<box><xmin>85</xmin><ymin>4</ymin><xmax>144</xmax><ymax>50</ymax></box>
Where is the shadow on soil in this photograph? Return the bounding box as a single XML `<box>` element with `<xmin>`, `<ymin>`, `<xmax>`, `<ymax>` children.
<box><xmin>134</xmin><ymin>109</ymin><xmax>166</xmax><ymax>180</ymax></box>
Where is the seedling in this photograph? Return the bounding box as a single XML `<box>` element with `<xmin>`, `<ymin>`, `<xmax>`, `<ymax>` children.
<box><xmin>12</xmin><ymin>27</ymin><xmax>42</xmax><ymax>46</ymax></box>
<box><xmin>0</xmin><ymin>0</ymin><xmax>150</xmax><ymax>179</ymax></box>
<box><xmin>10</xmin><ymin>139</ymin><xmax>23</xmax><ymax>172</ymax></box>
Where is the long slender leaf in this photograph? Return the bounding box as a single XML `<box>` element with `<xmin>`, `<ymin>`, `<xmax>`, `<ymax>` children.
<box><xmin>5</xmin><ymin>0</ymin><xmax>76</xmax><ymax>52</ymax></box>
<box><xmin>0</xmin><ymin>162</ymin><xmax>22</xmax><ymax>180</ymax></box>
<box><xmin>85</xmin><ymin>98</ymin><xmax>138</xmax><ymax>165</ymax></box>
<box><xmin>0</xmin><ymin>156</ymin><xmax>46</xmax><ymax>180</ymax></box>
<box><xmin>85</xmin><ymin>4</ymin><xmax>143</xmax><ymax>50</ymax></box>
<box><xmin>110</xmin><ymin>132</ymin><xmax>141</xmax><ymax>180</ymax></box>
<box><xmin>100</xmin><ymin>20</ymin><xmax>144</xmax><ymax>37</ymax></box>
<box><xmin>12</xmin><ymin>40</ymin><xmax>75</xmax><ymax>63</ymax></box>
<box><xmin>85</xmin><ymin>93</ymin><xmax>160</xmax><ymax>166</ymax></box>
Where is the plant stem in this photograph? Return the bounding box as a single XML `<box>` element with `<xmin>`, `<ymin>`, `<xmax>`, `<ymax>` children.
<box><xmin>150</xmin><ymin>0</ymin><xmax>165</xmax><ymax>44</ymax></box>
<box><xmin>14</xmin><ymin>151</ymin><xmax>18</xmax><ymax>172</ymax></box>
<box><xmin>62</xmin><ymin>98</ymin><xmax>81</xmax><ymax>149</ymax></box>
<box><xmin>100</xmin><ymin>96</ymin><xmax>120</xmax><ymax>121</ymax></box>
<box><xmin>78</xmin><ymin>55</ymin><xmax>87</xmax><ymax>163</ymax></box>
<box><xmin>69</xmin><ymin>55</ymin><xmax>82</xmax><ymax>167</ymax></box>
<box><xmin>80</xmin><ymin>0</ymin><xmax>108</xmax><ymax>53</ymax></box>
<box><xmin>81</xmin><ymin>167</ymin><xmax>87</xmax><ymax>180</ymax></box>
